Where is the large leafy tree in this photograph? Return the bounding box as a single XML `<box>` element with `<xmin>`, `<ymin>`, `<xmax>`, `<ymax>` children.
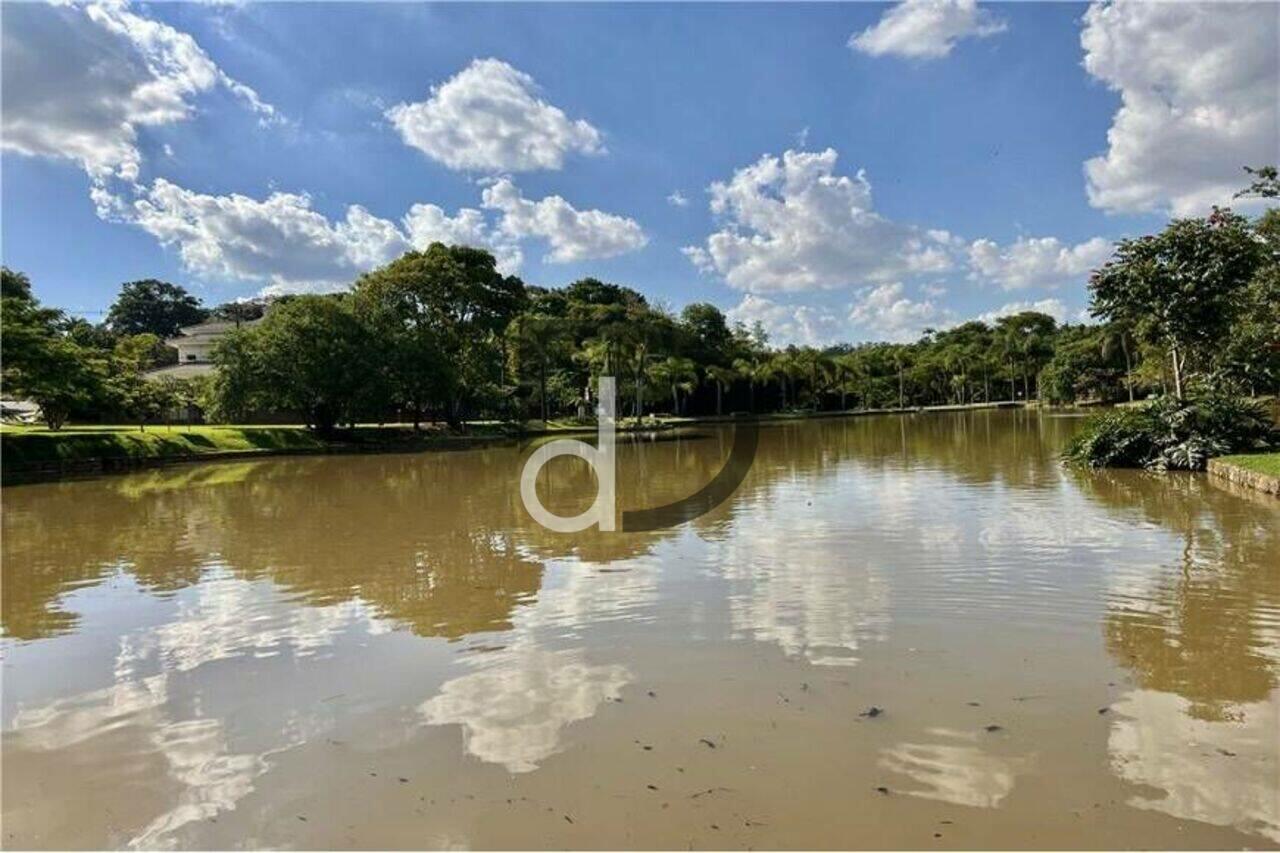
<box><xmin>1089</xmin><ymin>209</ymin><xmax>1264</xmax><ymax>399</ymax></box>
<box><xmin>1</xmin><ymin>268</ymin><xmax>107</xmax><ymax>430</ymax></box>
<box><xmin>680</xmin><ymin>302</ymin><xmax>733</xmax><ymax>366</ymax></box>
<box><xmin>107</xmin><ymin>333</ymin><xmax>172</xmax><ymax>429</ymax></box>
<box><xmin>352</xmin><ymin>245</ymin><xmax>526</xmax><ymax>425</ymax></box>
<box><xmin>213</xmin><ymin>296</ymin><xmax>374</xmax><ymax>432</ymax></box>
<box><xmin>106</xmin><ymin>279</ymin><xmax>208</xmax><ymax>337</ymax></box>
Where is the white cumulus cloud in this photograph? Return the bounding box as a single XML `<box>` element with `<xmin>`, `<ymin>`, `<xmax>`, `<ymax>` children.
<box><xmin>108</xmin><ymin>179</ymin><xmax>520</xmax><ymax>294</ymax></box>
<box><xmin>850</xmin><ymin>0</ymin><xmax>1007</xmax><ymax>60</ymax></box>
<box><xmin>684</xmin><ymin>148</ymin><xmax>957</xmax><ymax>293</ymax></box>
<box><xmin>727</xmin><ymin>282</ymin><xmax>953</xmax><ymax>347</ymax></box>
<box><xmin>968</xmin><ymin>236</ymin><xmax>1111</xmax><ymax>291</ymax></box>
<box><xmin>402</xmin><ymin>204</ymin><xmax>522</xmax><ymax>272</ymax></box>
<box><xmin>848</xmin><ymin>282</ymin><xmax>953</xmax><ymax>342</ymax></box>
<box><xmin>727</xmin><ymin>294</ymin><xmax>841</xmax><ymax>347</ymax></box>
<box><xmin>1081</xmin><ymin>0</ymin><xmax>1279</xmax><ymax>216</ymax></box>
<box><xmin>481</xmin><ymin>178</ymin><xmax>648</xmax><ymax>263</ymax></box>
<box><xmin>386</xmin><ymin>58</ymin><xmax>604</xmax><ymax>172</ymax></box>
<box><xmin>1</xmin><ymin>1</ymin><xmax>277</xmax><ymax>183</ymax></box>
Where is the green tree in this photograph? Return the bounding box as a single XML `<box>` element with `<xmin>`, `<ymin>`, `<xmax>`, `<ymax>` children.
<box><xmin>652</xmin><ymin>356</ymin><xmax>697</xmax><ymax>415</ymax></box>
<box><xmin>211</xmin><ymin>299</ymin><xmax>268</xmax><ymax>325</ymax></box>
<box><xmin>352</xmin><ymin>245</ymin><xmax>525</xmax><ymax>426</ymax></box>
<box><xmin>994</xmin><ymin>312</ymin><xmax>1058</xmax><ymax>401</ymax></box>
<box><xmin>106</xmin><ymin>280</ymin><xmax>208</xmax><ymax>337</ymax></box>
<box><xmin>1235</xmin><ymin>165</ymin><xmax>1279</xmax><ymax>199</ymax></box>
<box><xmin>107</xmin><ymin>333</ymin><xmax>169</xmax><ymax>430</ymax></box>
<box><xmin>732</xmin><ymin>356</ymin><xmax>768</xmax><ymax>413</ymax></box>
<box><xmin>1099</xmin><ymin>320</ymin><xmax>1137</xmax><ymax>403</ymax></box>
<box><xmin>507</xmin><ymin>313</ymin><xmax>570</xmax><ymax>422</ymax></box>
<box><xmin>1089</xmin><ymin>209</ymin><xmax>1264</xmax><ymax>400</ymax></box>
<box><xmin>705</xmin><ymin>364</ymin><xmax>738</xmax><ymax>416</ymax></box>
<box><xmin>1</xmin><ymin>269</ymin><xmax>107</xmax><ymax>430</ymax></box>
<box><xmin>2</xmin><ymin>267</ymin><xmax>33</xmax><ymax>300</ymax></box>
<box><xmin>213</xmin><ymin>296</ymin><xmax>373</xmax><ymax>432</ymax></box>
<box><xmin>680</xmin><ymin>302</ymin><xmax>732</xmax><ymax>366</ymax></box>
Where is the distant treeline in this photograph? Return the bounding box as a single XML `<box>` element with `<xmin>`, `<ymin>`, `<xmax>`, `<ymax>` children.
<box><xmin>3</xmin><ymin>191</ymin><xmax>1277</xmax><ymax>432</ymax></box>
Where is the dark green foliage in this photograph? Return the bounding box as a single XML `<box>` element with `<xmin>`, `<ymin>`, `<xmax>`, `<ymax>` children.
<box><xmin>351</xmin><ymin>243</ymin><xmax>527</xmax><ymax>426</ymax></box>
<box><xmin>1088</xmin><ymin>209</ymin><xmax>1265</xmax><ymax>399</ymax></box>
<box><xmin>1065</xmin><ymin>392</ymin><xmax>1278</xmax><ymax>471</ymax></box>
<box><xmin>2</xmin><ymin>268</ymin><xmax>109</xmax><ymax>430</ymax></box>
<box><xmin>106</xmin><ymin>279</ymin><xmax>208</xmax><ymax>337</ymax></box>
<box><xmin>210</xmin><ymin>299</ymin><xmax>269</xmax><ymax>324</ymax></box>
<box><xmin>212</xmin><ymin>296</ymin><xmax>374</xmax><ymax>432</ymax></box>
<box><xmin>5</xmin><ymin>192</ymin><xmax>1277</xmax><ymax>435</ymax></box>
<box><xmin>1236</xmin><ymin>165</ymin><xmax>1279</xmax><ymax>199</ymax></box>
<box><xmin>2</xmin><ymin>267</ymin><xmax>33</xmax><ymax>300</ymax></box>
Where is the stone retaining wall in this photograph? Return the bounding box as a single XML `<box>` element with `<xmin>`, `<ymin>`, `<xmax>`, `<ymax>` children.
<box><xmin>1207</xmin><ymin>459</ymin><xmax>1280</xmax><ymax>497</ymax></box>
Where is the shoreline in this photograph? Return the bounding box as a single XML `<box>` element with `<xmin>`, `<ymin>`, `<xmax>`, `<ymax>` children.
<box><xmin>1207</xmin><ymin>455</ymin><xmax>1280</xmax><ymax>497</ymax></box>
<box><xmin>1</xmin><ymin>401</ymin><xmax>1024</xmax><ymax>486</ymax></box>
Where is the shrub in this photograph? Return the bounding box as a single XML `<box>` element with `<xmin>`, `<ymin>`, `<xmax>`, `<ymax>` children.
<box><xmin>1064</xmin><ymin>392</ymin><xmax>1278</xmax><ymax>470</ymax></box>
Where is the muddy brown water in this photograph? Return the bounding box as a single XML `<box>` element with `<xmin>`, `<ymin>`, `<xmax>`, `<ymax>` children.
<box><xmin>3</xmin><ymin>410</ymin><xmax>1278</xmax><ymax>849</ymax></box>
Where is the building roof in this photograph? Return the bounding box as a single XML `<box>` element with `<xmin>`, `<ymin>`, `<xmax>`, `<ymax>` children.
<box><xmin>166</xmin><ymin>317</ymin><xmax>260</xmax><ymax>347</ymax></box>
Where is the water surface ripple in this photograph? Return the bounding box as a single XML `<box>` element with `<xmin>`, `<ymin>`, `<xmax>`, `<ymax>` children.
<box><xmin>3</xmin><ymin>411</ymin><xmax>1278</xmax><ymax>848</ymax></box>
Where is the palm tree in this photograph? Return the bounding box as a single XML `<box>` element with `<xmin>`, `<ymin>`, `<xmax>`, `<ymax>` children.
<box><xmin>890</xmin><ymin>345</ymin><xmax>911</xmax><ymax>409</ymax></box>
<box><xmin>792</xmin><ymin>347</ymin><xmax>833</xmax><ymax>410</ymax></box>
<box><xmin>1100</xmin><ymin>321</ymin><xmax>1136</xmax><ymax>403</ymax></box>
<box><xmin>733</xmin><ymin>356</ymin><xmax>767</xmax><ymax>413</ymax></box>
<box><xmin>652</xmin><ymin>356</ymin><xmax>697</xmax><ymax>415</ymax></box>
<box><xmin>705</xmin><ymin>364</ymin><xmax>738</xmax><ymax>416</ymax></box>
<box><xmin>508</xmin><ymin>313</ymin><xmax>568</xmax><ymax>422</ymax></box>
<box><xmin>765</xmin><ymin>352</ymin><xmax>795</xmax><ymax>410</ymax></box>
<box><xmin>831</xmin><ymin>353</ymin><xmax>857</xmax><ymax>410</ymax></box>
<box><xmin>575</xmin><ymin>329</ymin><xmax>627</xmax><ymax>418</ymax></box>
<box><xmin>623</xmin><ymin>338</ymin><xmax>653</xmax><ymax>421</ymax></box>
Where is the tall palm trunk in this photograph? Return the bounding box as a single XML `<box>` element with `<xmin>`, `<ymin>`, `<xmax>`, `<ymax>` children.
<box><xmin>539</xmin><ymin>359</ymin><xmax>549</xmax><ymax>422</ymax></box>
<box><xmin>633</xmin><ymin>363</ymin><xmax>644</xmax><ymax>420</ymax></box>
<box><xmin>1121</xmin><ymin>335</ymin><xmax>1134</xmax><ymax>403</ymax></box>
<box><xmin>1170</xmin><ymin>344</ymin><xmax>1184</xmax><ymax>401</ymax></box>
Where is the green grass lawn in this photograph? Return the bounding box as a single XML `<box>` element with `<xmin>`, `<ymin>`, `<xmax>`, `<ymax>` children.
<box><xmin>1216</xmin><ymin>451</ymin><xmax>1280</xmax><ymax>478</ymax></box>
<box><xmin>0</xmin><ymin>419</ymin><xmax>550</xmax><ymax>472</ymax></box>
<box><xmin>1</xmin><ymin>424</ymin><xmax>332</xmax><ymax>466</ymax></box>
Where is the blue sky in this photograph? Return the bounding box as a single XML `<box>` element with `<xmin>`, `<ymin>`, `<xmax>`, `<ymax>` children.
<box><xmin>3</xmin><ymin>1</ymin><xmax>1276</xmax><ymax>344</ymax></box>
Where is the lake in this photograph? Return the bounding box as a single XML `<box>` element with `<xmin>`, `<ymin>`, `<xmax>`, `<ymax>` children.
<box><xmin>3</xmin><ymin>410</ymin><xmax>1278</xmax><ymax>848</ymax></box>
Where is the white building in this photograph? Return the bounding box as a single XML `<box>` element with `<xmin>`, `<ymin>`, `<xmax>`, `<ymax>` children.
<box><xmin>147</xmin><ymin>319</ymin><xmax>259</xmax><ymax>380</ymax></box>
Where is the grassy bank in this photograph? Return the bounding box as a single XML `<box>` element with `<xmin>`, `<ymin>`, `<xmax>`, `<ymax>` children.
<box><xmin>1213</xmin><ymin>452</ymin><xmax>1280</xmax><ymax>478</ymax></box>
<box><xmin>2</xmin><ymin>401</ymin><xmax>1022</xmax><ymax>483</ymax></box>
<box><xmin>0</xmin><ymin>420</ymin><xmax>616</xmax><ymax>481</ymax></box>
<box><xmin>1207</xmin><ymin>451</ymin><xmax>1280</xmax><ymax>497</ymax></box>
<box><xmin>1</xmin><ymin>424</ymin><xmax>334</xmax><ymax>467</ymax></box>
